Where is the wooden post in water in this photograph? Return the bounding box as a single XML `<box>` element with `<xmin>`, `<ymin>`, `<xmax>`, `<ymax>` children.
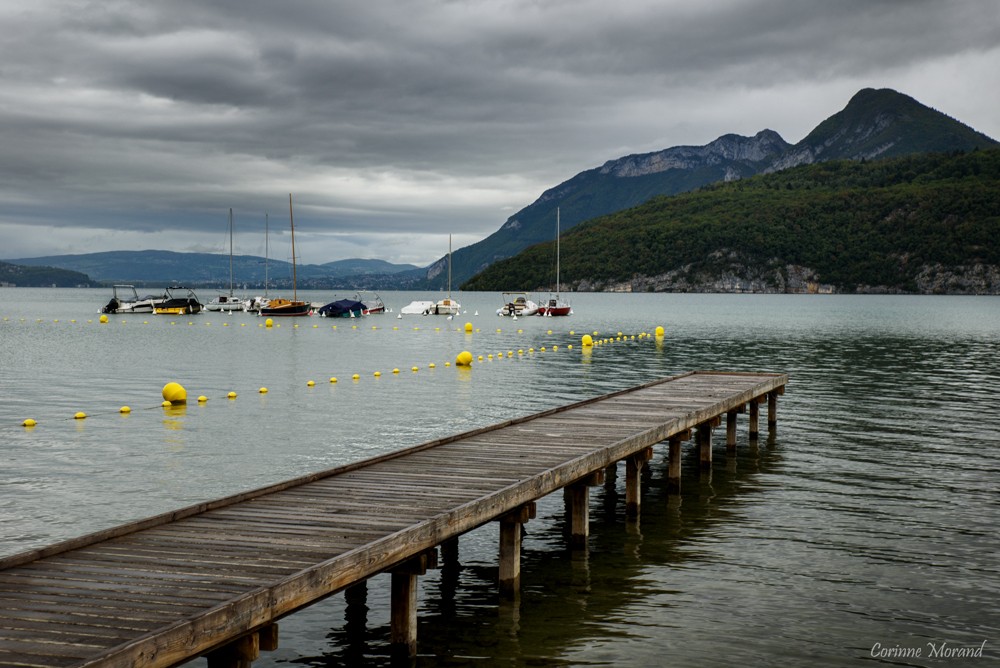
<box><xmin>568</xmin><ymin>470</ymin><xmax>604</xmax><ymax>549</ymax></box>
<box><xmin>749</xmin><ymin>398</ymin><xmax>761</xmax><ymax>439</ymax></box>
<box><xmin>697</xmin><ymin>421</ymin><xmax>715</xmax><ymax>468</ymax></box>
<box><xmin>768</xmin><ymin>388</ymin><xmax>782</xmax><ymax>433</ymax></box>
<box><xmin>206</xmin><ymin>633</ymin><xmax>258</xmax><ymax>668</ymax></box>
<box><xmin>499</xmin><ymin>502</ymin><xmax>536</xmax><ymax>598</ymax></box>
<box><xmin>667</xmin><ymin>431</ymin><xmax>689</xmax><ymax>494</ymax></box>
<box><xmin>726</xmin><ymin>409</ymin><xmax>739</xmax><ymax>452</ymax></box>
<box><xmin>440</xmin><ymin>536</ymin><xmax>460</xmax><ymax>568</ymax></box>
<box><xmin>626</xmin><ymin>448</ymin><xmax>653</xmax><ymax>519</ymax></box>
<box><xmin>390</xmin><ymin>549</ymin><xmax>437</xmax><ymax>659</ymax></box>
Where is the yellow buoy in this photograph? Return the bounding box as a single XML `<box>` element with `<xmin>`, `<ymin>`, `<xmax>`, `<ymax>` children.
<box><xmin>330</xmin><ymin>377</ymin><xmax>338</xmax><ymax>383</ymax></box>
<box><xmin>393</xmin><ymin>368</ymin><xmax>400</xmax><ymax>374</ymax></box>
<box><xmin>553</xmin><ymin>345</ymin><xmax>559</xmax><ymax>351</ymax></box>
<box><xmin>478</xmin><ymin>355</ymin><xmax>484</xmax><ymax>361</ymax></box>
<box><xmin>582</xmin><ymin>334</ymin><xmax>594</xmax><ymax>347</ymax></box>
<box><xmin>456</xmin><ymin>351</ymin><xmax>473</xmax><ymax>366</ymax></box>
<box><xmin>655</xmin><ymin>325</ymin><xmax>665</xmax><ymax>337</ymax></box>
<box><xmin>307</xmin><ymin>380</ymin><xmax>315</xmax><ymax>386</ymax></box>
<box><xmin>161</xmin><ymin>401</ymin><xmax>171</xmax><ymax>408</ymax></box>
<box><xmin>568</xmin><ymin>344</ymin><xmax>573</xmax><ymax>349</ymax></box>
<box><xmin>259</xmin><ymin>387</ymin><xmax>268</xmax><ymax>394</ymax></box>
<box><xmin>227</xmin><ymin>391</ymin><xmax>237</xmax><ymax>399</ymax></box>
<box><xmin>99</xmin><ymin>314</ymin><xmax>108</xmax><ymax>323</ymax></box>
<box><xmin>162</xmin><ymin>382</ymin><xmax>187</xmax><ymax>404</ymax></box>
<box><xmin>198</xmin><ymin>395</ymin><xmax>208</xmax><ymax>403</ymax></box>
<box><xmin>119</xmin><ymin>406</ymin><xmax>131</xmax><ymax>414</ymax></box>
<box><xmin>374</xmin><ymin>371</ymin><xmax>381</xmax><ymax>377</ymax></box>
<box><xmin>22</xmin><ymin>418</ymin><xmax>36</xmax><ymax>427</ymax></box>
<box><xmin>429</xmin><ymin>363</ymin><xmax>436</xmax><ymax>369</ymax></box>
<box><xmin>547</xmin><ymin>330</ymin><xmax>553</xmax><ymax>335</ymax></box>
<box><xmin>352</xmin><ymin>373</ymin><xmax>360</xmax><ymax>380</ymax></box>
<box><xmin>74</xmin><ymin>411</ymin><xmax>87</xmax><ymax>419</ymax></box>
<box><xmin>412</xmin><ymin>366</ymin><xmax>419</xmax><ymax>372</ymax></box>
<box><xmin>464</xmin><ymin>322</ymin><xmax>473</xmax><ymax>333</ymax></box>
<box><xmin>265</xmin><ymin>318</ymin><xmax>274</xmax><ymax>328</ymax></box>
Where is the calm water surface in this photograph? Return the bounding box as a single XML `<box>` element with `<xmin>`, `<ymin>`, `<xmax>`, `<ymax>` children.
<box><xmin>1</xmin><ymin>289</ymin><xmax>998</xmax><ymax>666</ymax></box>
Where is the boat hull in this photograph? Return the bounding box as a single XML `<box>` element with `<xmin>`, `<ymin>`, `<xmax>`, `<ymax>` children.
<box><xmin>260</xmin><ymin>299</ymin><xmax>311</xmax><ymax>317</ymax></box>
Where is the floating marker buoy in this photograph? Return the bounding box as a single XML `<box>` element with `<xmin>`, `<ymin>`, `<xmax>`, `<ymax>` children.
<box><xmin>119</xmin><ymin>406</ymin><xmax>131</xmax><ymax>414</ymax></box>
<box><xmin>445</xmin><ymin>362</ymin><xmax>451</xmax><ymax>367</ymax></box>
<box><xmin>429</xmin><ymin>363</ymin><xmax>436</xmax><ymax>369</ymax></box>
<box><xmin>412</xmin><ymin>366</ymin><xmax>418</xmax><ymax>372</ymax></box>
<box><xmin>161</xmin><ymin>401</ymin><xmax>171</xmax><ymax>408</ymax></box>
<box><xmin>307</xmin><ymin>380</ymin><xmax>315</xmax><ymax>386</ymax></box>
<box><xmin>488</xmin><ymin>354</ymin><xmax>493</xmax><ymax>359</ymax></box>
<box><xmin>568</xmin><ymin>344</ymin><xmax>573</xmax><ymax>349</ymax></box>
<box><xmin>227</xmin><ymin>391</ymin><xmax>237</xmax><ymax>399</ymax></box>
<box><xmin>198</xmin><ymin>396</ymin><xmax>208</xmax><ymax>403</ymax></box>
<box><xmin>655</xmin><ymin>326</ymin><xmax>665</xmax><ymax>337</ymax></box>
<box><xmin>374</xmin><ymin>371</ymin><xmax>381</xmax><ymax>377</ymax></box>
<box><xmin>456</xmin><ymin>351</ymin><xmax>473</xmax><ymax>366</ymax></box>
<box><xmin>478</xmin><ymin>355</ymin><xmax>483</xmax><ymax>361</ymax></box>
<box><xmin>464</xmin><ymin>322</ymin><xmax>473</xmax><ymax>333</ymax></box>
<box><xmin>393</xmin><ymin>368</ymin><xmax>400</xmax><ymax>374</ymax></box>
<box><xmin>553</xmin><ymin>345</ymin><xmax>559</xmax><ymax>351</ymax></box>
<box><xmin>352</xmin><ymin>374</ymin><xmax>360</xmax><ymax>380</ymax></box>
<box><xmin>547</xmin><ymin>330</ymin><xmax>553</xmax><ymax>335</ymax></box>
<box><xmin>74</xmin><ymin>412</ymin><xmax>86</xmax><ymax>420</ymax></box>
<box><xmin>259</xmin><ymin>387</ymin><xmax>268</xmax><ymax>394</ymax></box>
<box><xmin>330</xmin><ymin>377</ymin><xmax>338</xmax><ymax>383</ymax></box>
<box><xmin>162</xmin><ymin>382</ymin><xmax>187</xmax><ymax>404</ymax></box>
<box><xmin>540</xmin><ymin>347</ymin><xmax>546</xmax><ymax>352</ymax></box>
<box><xmin>22</xmin><ymin>418</ymin><xmax>36</xmax><ymax>427</ymax></box>
<box><xmin>570</xmin><ymin>330</ymin><xmax>575</xmax><ymax>335</ymax></box>
<box><xmin>582</xmin><ymin>334</ymin><xmax>594</xmax><ymax>347</ymax></box>
<box><xmin>99</xmin><ymin>314</ymin><xmax>108</xmax><ymax>323</ymax></box>
<box><xmin>265</xmin><ymin>318</ymin><xmax>274</xmax><ymax>328</ymax></box>
<box><xmin>517</xmin><ymin>329</ymin><xmax>523</xmax><ymax>334</ymax></box>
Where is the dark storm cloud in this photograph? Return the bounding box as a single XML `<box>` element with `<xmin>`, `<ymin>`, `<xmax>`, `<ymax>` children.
<box><xmin>1</xmin><ymin>0</ymin><xmax>997</xmax><ymax>263</ymax></box>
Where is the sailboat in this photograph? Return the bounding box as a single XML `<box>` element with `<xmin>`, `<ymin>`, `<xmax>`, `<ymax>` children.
<box><xmin>245</xmin><ymin>213</ymin><xmax>271</xmax><ymax>313</ymax></box>
<box><xmin>206</xmin><ymin>209</ymin><xmax>246</xmax><ymax>312</ymax></box>
<box><xmin>537</xmin><ymin>207</ymin><xmax>572</xmax><ymax>316</ymax></box>
<box><xmin>430</xmin><ymin>234</ymin><xmax>460</xmax><ymax>315</ymax></box>
<box><xmin>259</xmin><ymin>194</ymin><xmax>311</xmax><ymax>317</ymax></box>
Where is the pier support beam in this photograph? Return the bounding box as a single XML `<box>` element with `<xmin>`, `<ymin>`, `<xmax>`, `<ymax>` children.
<box><xmin>389</xmin><ymin>549</ymin><xmax>437</xmax><ymax>659</ymax></box>
<box><xmin>726</xmin><ymin>409</ymin><xmax>739</xmax><ymax>452</ymax></box>
<box><xmin>206</xmin><ymin>633</ymin><xmax>259</xmax><ymax>668</ymax></box>
<box><xmin>440</xmin><ymin>536</ymin><xmax>460</xmax><ymax>568</ymax></box>
<box><xmin>498</xmin><ymin>502</ymin><xmax>536</xmax><ymax>598</ymax></box>
<box><xmin>625</xmin><ymin>448</ymin><xmax>653</xmax><ymax>519</ymax></box>
<box><xmin>768</xmin><ymin>388</ymin><xmax>783</xmax><ymax>434</ymax></box>
<box><xmin>666</xmin><ymin>430</ymin><xmax>689</xmax><ymax>495</ymax></box>
<box><xmin>749</xmin><ymin>398</ymin><xmax>761</xmax><ymax>439</ymax></box>
<box><xmin>697</xmin><ymin>419</ymin><xmax>718</xmax><ymax>469</ymax></box>
<box><xmin>567</xmin><ymin>470</ymin><xmax>604</xmax><ymax>549</ymax></box>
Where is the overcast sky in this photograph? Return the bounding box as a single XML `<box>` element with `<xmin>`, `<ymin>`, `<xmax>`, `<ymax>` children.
<box><xmin>1</xmin><ymin>0</ymin><xmax>997</xmax><ymax>267</ymax></box>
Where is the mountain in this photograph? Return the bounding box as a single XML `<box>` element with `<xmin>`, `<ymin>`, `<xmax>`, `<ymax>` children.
<box><xmin>8</xmin><ymin>251</ymin><xmax>419</xmax><ymax>288</ymax></box>
<box><xmin>462</xmin><ymin>149</ymin><xmax>1000</xmax><ymax>295</ymax></box>
<box><xmin>430</xmin><ymin>88</ymin><xmax>997</xmax><ymax>288</ymax></box>
<box><xmin>0</xmin><ymin>261</ymin><xmax>97</xmax><ymax>287</ymax></box>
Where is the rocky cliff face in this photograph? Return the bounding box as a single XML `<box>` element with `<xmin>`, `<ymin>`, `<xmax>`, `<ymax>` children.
<box><xmin>598</xmin><ymin>130</ymin><xmax>790</xmax><ymax>178</ymax></box>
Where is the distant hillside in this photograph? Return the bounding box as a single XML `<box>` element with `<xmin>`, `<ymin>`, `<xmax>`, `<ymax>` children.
<box><xmin>427</xmin><ymin>88</ymin><xmax>998</xmax><ymax>289</ymax></box>
<box><xmin>8</xmin><ymin>251</ymin><xmax>419</xmax><ymax>288</ymax></box>
<box><xmin>462</xmin><ymin>149</ymin><xmax>1000</xmax><ymax>295</ymax></box>
<box><xmin>0</xmin><ymin>262</ymin><xmax>96</xmax><ymax>288</ymax></box>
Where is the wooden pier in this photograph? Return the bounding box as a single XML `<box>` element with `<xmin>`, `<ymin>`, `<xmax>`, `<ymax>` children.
<box><xmin>0</xmin><ymin>370</ymin><xmax>786</xmax><ymax>667</ymax></box>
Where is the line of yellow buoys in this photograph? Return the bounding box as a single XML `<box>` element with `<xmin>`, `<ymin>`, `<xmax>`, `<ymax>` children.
<box><xmin>11</xmin><ymin>317</ymin><xmax>664</xmax><ymax>428</ymax></box>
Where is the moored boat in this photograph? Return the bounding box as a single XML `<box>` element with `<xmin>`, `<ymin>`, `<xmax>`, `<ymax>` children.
<box><xmin>497</xmin><ymin>292</ymin><xmax>539</xmax><ymax>317</ymax></box>
<box><xmin>536</xmin><ymin>207</ymin><xmax>572</xmax><ymax>317</ymax></box>
<box><xmin>400</xmin><ymin>300</ymin><xmax>435</xmax><ymax>315</ymax></box>
<box><xmin>430</xmin><ymin>234</ymin><xmax>460</xmax><ymax>315</ymax></box>
<box><xmin>317</xmin><ymin>298</ymin><xmax>366</xmax><ymax>318</ymax></box>
<box><xmin>206</xmin><ymin>208</ymin><xmax>247</xmax><ymax>312</ymax></box>
<box><xmin>153</xmin><ymin>286</ymin><xmax>203</xmax><ymax>315</ymax></box>
<box><xmin>100</xmin><ymin>285</ymin><xmax>165</xmax><ymax>314</ymax></box>
<box><xmin>259</xmin><ymin>194</ymin><xmax>310</xmax><ymax>317</ymax></box>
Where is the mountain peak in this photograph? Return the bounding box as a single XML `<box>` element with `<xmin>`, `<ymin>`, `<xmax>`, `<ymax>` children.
<box><xmin>768</xmin><ymin>87</ymin><xmax>997</xmax><ymax>172</ymax></box>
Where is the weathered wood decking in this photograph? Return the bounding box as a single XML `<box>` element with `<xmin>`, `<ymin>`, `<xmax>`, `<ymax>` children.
<box><xmin>0</xmin><ymin>370</ymin><xmax>786</xmax><ymax>667</ymax></box>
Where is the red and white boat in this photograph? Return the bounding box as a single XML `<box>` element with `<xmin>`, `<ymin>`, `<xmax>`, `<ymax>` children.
<box><xmin>537</xmin><ymin>207</ymin><xmax>572</xmax><ymax>317</ymax></box>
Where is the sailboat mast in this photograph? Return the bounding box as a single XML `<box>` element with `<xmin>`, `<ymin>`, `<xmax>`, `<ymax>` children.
<box><xmin>264</xmin><ymin>213</ymin><xmax>269</xmax><ymax>297</ymax></box>
<box><xmin>448</xmin><ymin>233</ymin><xmax>452</xmax><ymax>300</ymax></box>
<box><xmin>289</xmin><ymin>193</ymin><xmax>298</xmax><ymax>301</ymax></box>
<box><xmin>556</xmin><ymin>207</ymin><xmax>560</xmax><ymax>298</ymax></box>
<box><xmin>228</xmin><ymin>208</ymin><xmax>234</xmax><ymax>296</ymax></box>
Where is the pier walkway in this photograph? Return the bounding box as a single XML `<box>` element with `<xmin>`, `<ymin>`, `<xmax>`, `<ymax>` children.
<box><xmin>0</xmin><ymin>370</ymin><xmax>786</xmax><ymax>667</ymax></box>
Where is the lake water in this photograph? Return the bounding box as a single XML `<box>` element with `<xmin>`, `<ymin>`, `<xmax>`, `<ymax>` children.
<box><xmin>1</xmin><ymin>289</ymin><xmax>998</xmax><ymax>666</ymax></box>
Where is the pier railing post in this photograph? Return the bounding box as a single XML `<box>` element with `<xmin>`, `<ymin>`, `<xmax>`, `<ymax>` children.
<box><xmin>626</xmin><ymin>448</ymin><xmax>653</xmax><ymax>519</ymax></box>
<box><xmin>499</xmin><ymin>502</ymin><xmax>536</xmax><ymax>599</ymax></box>
<box><xmin>389</xmin><ymin>549</ymin><xmax>437</xmax><ymax>659</ymax></box>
